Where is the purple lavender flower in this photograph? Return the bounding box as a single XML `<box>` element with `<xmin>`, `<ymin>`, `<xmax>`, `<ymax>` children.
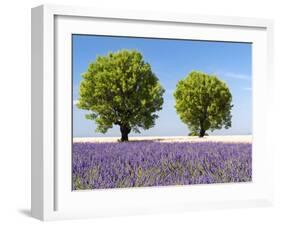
<box><xmin>72</xmin><ymin>142</ymin><xmax>252</xmax><ymax>190</ymax></box>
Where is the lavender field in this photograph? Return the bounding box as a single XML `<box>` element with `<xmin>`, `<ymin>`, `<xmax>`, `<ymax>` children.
<box><xmin>72</xmin><ymin>141</ymin><xmax>252</xmax><ymax>190</ymax></box>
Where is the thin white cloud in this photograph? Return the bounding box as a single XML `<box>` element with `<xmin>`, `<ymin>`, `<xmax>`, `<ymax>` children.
<box><xmin>165</xmin><ymin>89</ymin><xmax>174</xmax><ymax>95</ymax></box>
<box><xmin>243</xmin><ymin>87</ymin><xmax>252</xmax><ymax>91</ymax></box>
<box><xmin>224</xmin><ymin>72</ymin><xmax>251</xmax><ymax>81</ymax></box>
<box><xmin>73</xmin><ymin>100</ymin><xmax>79</xmax><ymax>105</ymax></box>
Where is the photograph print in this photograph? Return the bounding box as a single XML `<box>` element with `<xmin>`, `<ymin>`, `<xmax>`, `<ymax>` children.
<box><xmin>72</xmin><ymin>35</ymin><xmax>252</xmax><ymax>190</ymax></box>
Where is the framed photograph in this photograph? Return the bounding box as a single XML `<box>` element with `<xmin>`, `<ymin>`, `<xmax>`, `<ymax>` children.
<box><xmin>31</xmin><ymin>4</ymin><xmax>274</xmax><ymax>221</ymax></box>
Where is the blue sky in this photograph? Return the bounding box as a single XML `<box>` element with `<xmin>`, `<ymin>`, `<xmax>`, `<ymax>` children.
<box><xmin>72</xmin><ymin>35</ymin><xmax>252</xmax><ymax>137</ymax></box>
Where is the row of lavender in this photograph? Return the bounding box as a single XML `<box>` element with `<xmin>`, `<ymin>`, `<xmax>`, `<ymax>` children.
<box><xmin>72</xmin><ymin>142</ymin><xmax>252</xmax><ymax>190</ymax></box>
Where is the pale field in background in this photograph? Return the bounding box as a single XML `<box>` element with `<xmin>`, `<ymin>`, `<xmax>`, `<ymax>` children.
<box><xmin>73</xmin><ymin>135</ymin><xmax>252</xmax><ymax>143</ymax></box>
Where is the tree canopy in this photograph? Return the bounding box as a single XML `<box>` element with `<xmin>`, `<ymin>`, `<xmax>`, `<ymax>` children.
<box><xmin>174</xmin><ymin>71</ymin><xmax>233</xmax><ymax>137</ymax></box>
<box><xmin>77</xmin><ymin>49</ymin><xmax>165</xmax><ymax>141</ymax></box>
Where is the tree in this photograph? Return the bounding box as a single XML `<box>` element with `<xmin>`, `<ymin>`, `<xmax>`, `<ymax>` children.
<box><xmin>174</xmin><ymin>71</ymin><xmax>233</xmax><ymax>137</ymax></box>
<box><xmin>77</xmin><ymin>50</ymin><xmax>165</xmax><ymax>141</ymax></box>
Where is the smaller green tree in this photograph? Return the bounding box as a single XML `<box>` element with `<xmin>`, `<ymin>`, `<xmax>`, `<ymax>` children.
<box><xmin>174</xmin><ymin>71</ymin><xmax>233</xmax><ymax>137</ymax></box>
<box><xmin>77</xmin><ymin>50</ymin><xmax>165</xmax><ymax>141</ymax></box>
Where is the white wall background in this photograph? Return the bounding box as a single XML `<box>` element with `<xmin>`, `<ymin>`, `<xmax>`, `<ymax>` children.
<box><xmin>0</xmin><ymin>0</ymin><xmax>280</xmax><ymax>225</ymax></box>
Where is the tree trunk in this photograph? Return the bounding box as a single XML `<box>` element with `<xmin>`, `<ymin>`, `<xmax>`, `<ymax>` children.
<box><xmin>199</xmin><ymin>128</ymin><xmax>205</xmax><ymax>138</ymax></box>
<box><xmin>120</xmin><ymin>125</ymin><xmax>131</xmax><ymax>142</ymax></box>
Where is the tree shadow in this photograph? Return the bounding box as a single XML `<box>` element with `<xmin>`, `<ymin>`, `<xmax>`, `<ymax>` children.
<box><xmin>119</xmin><ymin>138</ymin><xmax>166</xmax><ymax>143</ymax></box>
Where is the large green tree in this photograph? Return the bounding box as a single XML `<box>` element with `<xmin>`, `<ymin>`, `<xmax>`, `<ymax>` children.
<box><xmin>77</xmin><ymin>50</ymin><xmax>165</xmax><ymax>141</ymax></box>
<box><xmin>174</xmin><ymin>71</ymin><xmax>233</xmax><ymax>137</ymax></box>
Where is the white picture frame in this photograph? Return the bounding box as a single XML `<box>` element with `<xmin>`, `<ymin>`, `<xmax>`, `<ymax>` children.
<box><xmin>31</xmin><ymin>4</ymin><xmax>274</xmax><ymax>221</ymax></box>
